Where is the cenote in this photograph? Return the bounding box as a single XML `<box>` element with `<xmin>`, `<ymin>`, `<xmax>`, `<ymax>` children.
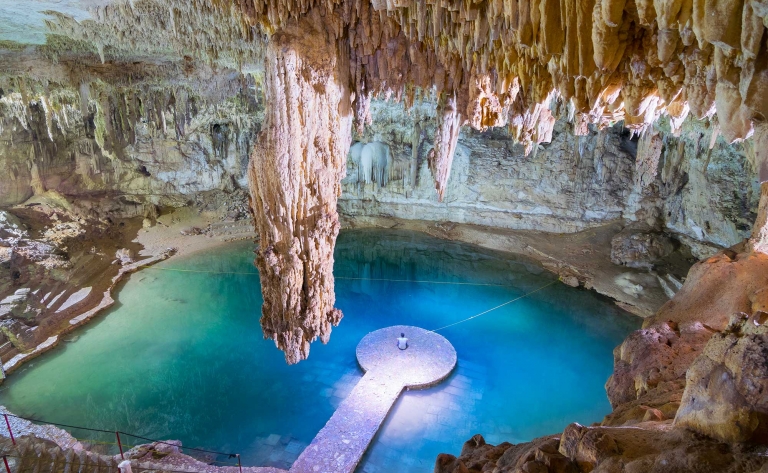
<box><xmin>0</xmin><ymin>229</ymin><xmax>639</xmax><ymax>472</ymax></box>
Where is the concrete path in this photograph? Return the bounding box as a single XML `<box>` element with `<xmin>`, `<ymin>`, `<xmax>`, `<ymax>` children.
<box><xmin>289</xmin><ymin>325</ymin><xmax>456</xmax><ymax>473</ymax></box>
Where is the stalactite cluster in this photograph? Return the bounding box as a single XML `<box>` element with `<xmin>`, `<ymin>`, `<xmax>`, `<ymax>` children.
<box><xmin>0</xmin><ymin>55</ymin><xmax>261</xmax><ymax>211</ymax></box>
<box><xmin>216</xmin><ymin>0</ymin><xmax>768</xmax><ymax>203</ymax></box>
<box><xmin>15</xmin><ymin>0</ymin><xmax>767</xmax><ymax>361</ymax></box>
<box><xmin>1</xmin><ymin>67</ymin><xmax>258</xmax><ymax>163</ymax></box>
<box><xmin>17</xmin><ymin>2</ymin><xmax>768</xmax><ymax>201</ymax></box>
<box><xmin>44</xmin><ymin>0</ymin><xmax>264</xmax><ymax>70</ymax></box>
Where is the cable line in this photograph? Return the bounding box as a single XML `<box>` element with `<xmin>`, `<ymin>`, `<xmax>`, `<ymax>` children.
<box><xmin>145</xmin><ymin>266</ymin><xmax>522</xmax><ymax>288</ymax></box>
<box><xmin>429</xmin><ymin>279</ymin><xmax>559</xmax><ymax>332</ymax></box>
<box><xmin>144</xmin><ymin>266</ymin><xmax>562</xmax><ymax>332</ymax></box>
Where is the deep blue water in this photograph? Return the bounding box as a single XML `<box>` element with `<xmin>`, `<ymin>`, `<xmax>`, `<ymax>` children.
<box><xmin>0</xmin><ymin>229</ymin><xmax>639</xmax><ymax>472</ymax></box>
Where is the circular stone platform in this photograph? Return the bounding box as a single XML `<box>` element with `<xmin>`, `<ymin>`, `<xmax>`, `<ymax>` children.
<box><xmin>356</xmin><ymin>325</ymin><xmax>457</xmax><ymax>389</ymax></box>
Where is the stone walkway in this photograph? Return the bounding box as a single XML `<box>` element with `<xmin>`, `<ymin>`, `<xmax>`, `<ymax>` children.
<box><xmin>0</xmin><ymin>406</ymin><xmax>82</xmax><ymax>450</ymax></box>
<box><xmin>289</xmin><ymin>326</ymin><xmax>456</xmax><ymax>473</ymax></box>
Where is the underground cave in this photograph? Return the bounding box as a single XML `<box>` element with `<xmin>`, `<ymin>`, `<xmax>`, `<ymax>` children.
<box><xmin>0</xmin><ymin>1</ymin><xmax>767</xmax><ymax>472</ymax></box>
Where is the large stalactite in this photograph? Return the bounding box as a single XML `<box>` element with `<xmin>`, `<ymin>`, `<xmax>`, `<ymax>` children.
<box><xmin>248</xmin><ymin>11</ymin><xmax>353</xmax><ymax>364</ymax></box>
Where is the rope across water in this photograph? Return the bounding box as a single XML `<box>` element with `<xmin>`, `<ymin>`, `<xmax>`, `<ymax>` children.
<box><xmin>146</xmin><ymin>266</ymin><xmax>521</xmax><ymax>287</ymax></box>
<box><xmin>144</xmin><ymin>266</ymin><xmax>561</xmax><ymax>332</ymax></box>
<box><xmin>427</xmin><ymin>279</ymin><xmax>559</xmax><ymax>332</ymax></box>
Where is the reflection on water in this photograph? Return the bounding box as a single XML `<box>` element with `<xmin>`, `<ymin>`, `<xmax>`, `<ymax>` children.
<box><xmin>0</xmin><ymin>229</ymin><xmax>639</xmax><ymax>472</ymax></box>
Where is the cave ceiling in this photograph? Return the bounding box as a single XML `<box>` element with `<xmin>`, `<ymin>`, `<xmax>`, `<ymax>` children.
<box><xmin>2</xmin><ymin>0</ymin><xmax>766</xmax><ymax>145</ymax></box>
<box><xmin>0</xmin><ymin>1</ymin><xmax>97</xmax><ymax>45</ymax></box>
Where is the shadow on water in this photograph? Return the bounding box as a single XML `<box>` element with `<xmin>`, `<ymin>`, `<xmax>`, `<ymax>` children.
<box><xmin>0</xmin><ymin>229</ymin><xmax>640</xmax><ymax>472</ymax></box>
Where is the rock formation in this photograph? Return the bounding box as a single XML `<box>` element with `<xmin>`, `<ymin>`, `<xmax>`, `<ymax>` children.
<box><xmin>610</xmin><ymin>226</ymin><xmax>675</xmax><ymax>269</ymax></box>
<box><xmin>428</xmin><ymin>93</ymin><xmax>463</xmax><ymax>202</ymax></box>
<box><xmin>649</xmin><ymin>249</ymin><xmax>768</xmax><ymax>330</ymax></box>
<box><xmin>223</xmin><ymin>0</ymin><xmax>768</xmax><ymax>190</ymax></box>
<box><xmin>436</xmin><ymin>421</ymin><xmax>768</xmax><ymax>473</ymax></box>
<box><xmin>1</xmin><ymin>0</ymin><xmax>766</xmax><ymax>361</ymax></box>
<box><xmin>0</xmin><ymin>56</ymin><xmax>261</xmax><ymax>213</ymax></box>
<box><xmin>340</xmin><ymin>100</ymin><xmax>759</xmax><ymax>257</ymax></box>
<box><xmin>605</xmin><ymin>320</ymin><xmax>714</xmax><ymax>409</ymax></box>
<box><xmin>675</xmin><ymin>312</ymin><xmax>768</xmax><ymax>444</ymax></box>
<box><xmin>248</xmin><ymin>11</ymin><xmax>352</xmax><ymax>364</ymax></box>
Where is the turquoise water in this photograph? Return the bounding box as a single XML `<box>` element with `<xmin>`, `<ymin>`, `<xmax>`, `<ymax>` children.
<box><xmin>0</xmin><ymin>229</ymin><xmax>639</xmax><ymax>472</ymax></box>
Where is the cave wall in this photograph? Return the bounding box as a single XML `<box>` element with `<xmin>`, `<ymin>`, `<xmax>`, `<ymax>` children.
<box><xmin>1</xmin><ymin>81</ymin><xmax>758</xmax><ymax>256</ymax></box>
<box><xmin>339</xmin><ymin>99</ymin><xmax>760</xmax><ymax>256</ymax></box>
<box><xmin>0</xmin><ymin>59</ymin><xmax>261</xmax><ymax>219</ymax></box>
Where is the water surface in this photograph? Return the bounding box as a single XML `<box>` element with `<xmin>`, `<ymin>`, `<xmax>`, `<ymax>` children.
<box><xmin>0</xmin><ymin>229</ymin><xmax>639</xmax><ymax>472</ymax></box>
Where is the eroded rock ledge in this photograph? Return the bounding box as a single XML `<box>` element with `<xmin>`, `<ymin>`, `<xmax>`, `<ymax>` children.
<box><xmin>435</xmin><ymin>243</ymin><xmax>768</xmax><ymax>472</ymax></box>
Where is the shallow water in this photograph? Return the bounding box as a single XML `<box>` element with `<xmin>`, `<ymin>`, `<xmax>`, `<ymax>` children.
<box><xmin>0</xmin><ymin>229</ymin><xmax>639</xmax><ymax>472</ymax></box>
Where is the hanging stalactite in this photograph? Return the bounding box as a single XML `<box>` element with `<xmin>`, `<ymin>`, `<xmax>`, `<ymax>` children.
<box><xmin>247</xmin><ymin>10</ymin><xmax>353</xmax><ymax>364</ymax></box>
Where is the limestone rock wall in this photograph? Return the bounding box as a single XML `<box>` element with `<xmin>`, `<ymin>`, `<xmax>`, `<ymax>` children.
<box><xmin>436</xmin><ymin>423</ymin><xmax>768</xmax><ymax>473</ymax></box>
<box><xmin>675</xmin><ymin>312</ymin><xmax>768</xmax><ymax>444</ymax></box>
<box><xmin>339</xmin><ymin>99</ymin><xmax>760</xmax><ymax>254</ymax></box>
<box><xmin>340</xmin><ymin>99</ymin><xmax>635</xmax><ymax>234</ymax></box>
<box><xmin>1</xmin><ymin>67</ymin><xmax>758</xmax><ymax>258</ymax></box>
<box><xmin>628</xmin><ymin>119</ymin><xmax>761</xmax><ymax>254</ymax></box>
<box><xmin>0</xmin><ymin>58</ymin><xmax>261</xmax><ymax>218</ymax></box>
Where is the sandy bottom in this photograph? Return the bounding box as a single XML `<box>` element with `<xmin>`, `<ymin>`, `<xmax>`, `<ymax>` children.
<box><xmin>135</xmin><ymin>207</ymin><xmax>256</xmax><ymax>259</ymax></box>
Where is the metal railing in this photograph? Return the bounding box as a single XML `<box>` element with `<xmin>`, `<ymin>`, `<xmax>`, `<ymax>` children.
<box><xmin>0</xmin><ymin>452</ymin><xmax>243</xmax><ymax>473</ymax></box>
<box><xmin>0</xmin><ymin>413</ymin><xmax>242</xmax><ymax>472</ymax></box>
